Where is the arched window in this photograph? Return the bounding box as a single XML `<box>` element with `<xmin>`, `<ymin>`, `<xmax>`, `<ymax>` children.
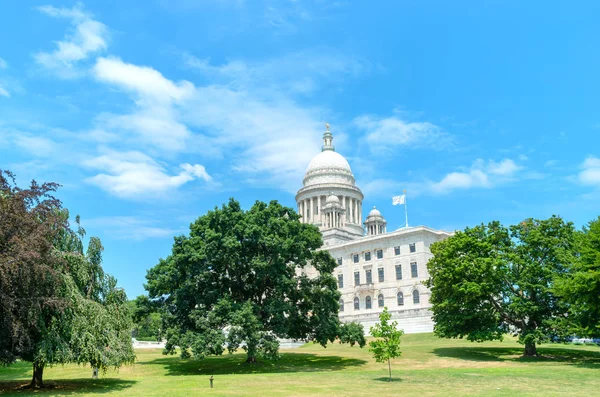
<box><xmin>354</xmin><ymin>297</ymin><xmax>359</xmax><ymax>310</ymax></box>
<box><xmin>413</xmin><ymin>290</ymin><xmax>420</xmax><ymax>304</ymax></box>
<box><xmin>339</xmin><ymin>299</ymin><xmax>344</xmax><ymax>312</ymax></box>
<box><xmin>378</xmin><ymin>294</ymin><xmax>384</xmax><ymax>308</ymax></box>
<box><xmin>365</xmin><ymin>296</ymin><xmax>372</xmax><ymax>309</ymax></box>
<box><xmin>397</xmin><ymin>292</ymin><xmax>404</xmax><ymax>306</ymax></box>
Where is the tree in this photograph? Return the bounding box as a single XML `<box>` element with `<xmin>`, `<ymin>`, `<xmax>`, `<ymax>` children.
<box><xmin>426</xmin><ymin>216</ymin><xmax>575</xmax><ymax>356</ymax></box>
<box><xmin>0</xmin><ymin>171</ymin><xmax>134</xmax><ymax>387</ymax></box>
<box><xmin>555</xmin><ymin>216</ymin><xmax>600</xmax><ymax>337</ymax></box>
<box><xmin>369</xmin><ymin>307</ymin><xmax>403</xmax><ymax>382</ymax></box>
<box><xmin>66</xmin><ymin>232</ymin><xmax>135</xmax><ymax>379</ymax></box>
<box><xmin>0</xmin><ymin>171</ymin><xmax>69</xmax><ymax>387</ymax></box>
<box><xmin>130</xmin><ymin>295</ymin><xmax>163</xmax><ymax>341</ymax></box>
<box><xmin>146</xmin><ymin>199</ymin><xmax>364</xmax><ymax>363</ymax></box>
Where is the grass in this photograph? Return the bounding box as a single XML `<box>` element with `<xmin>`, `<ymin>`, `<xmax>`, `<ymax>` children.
<box><xmin>1</xmin><ymin>333</ymin><xmax>600</xmax><ymax>396</ymax></box>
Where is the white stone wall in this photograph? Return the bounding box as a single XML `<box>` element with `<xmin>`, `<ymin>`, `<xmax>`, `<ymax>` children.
<box><xmin>322</xmin><ymin>226</ymin><xmax>452</xmax><ymax>333</ymax></box>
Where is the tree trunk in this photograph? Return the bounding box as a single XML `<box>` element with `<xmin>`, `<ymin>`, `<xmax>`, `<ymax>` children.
<box><xmin>30</xmin><ymin>362</ymin><xmax>44</xmax><ymax>389</ymax></box>
<box><xmin>92</xmin><ymin>367</ymin><xmax>99</xmax><ymax>379</ymax></box>
<box><xmin>524</xmin><ymin>342</ymin><xmax>537</xmax><ymax>356</ymax></box>
<box><xmin>387</xmin><ymin>359</ymin><xmax>392</xmax><ymax>382</ymax></box>
<box><xmin>246</xmin><ymin>356</ymin><xmax>257</xmax><ymax>364</ymax></box>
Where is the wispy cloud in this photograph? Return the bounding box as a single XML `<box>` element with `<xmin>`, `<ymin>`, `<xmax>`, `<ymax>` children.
<box><xmin>362</xmin><ymin>158</ymin><xmax>526</xmax><ymax>198</ymax></box>
<box><xmin>92</xmin><ymin>55</ymin><xmax>326</xmax><ymax>192</ymax></box>
<box><xmin>354</xmin><ymin>113</ymin><xmax>453</xmax><ymax>153</ymax></box>
<box><xmin>34</xmin><ymin>2</ymin><xmax>108</xmax><ymax>78</ymax></box>
<box><xmin>0</xmin><ymin>86</ymin><xmax>9</xmax><ymax>98</ymax></box>
<box><xmin>93</xmin><ymin>56</ymin><xmax>193</xmax><ymax>151</ymax></box>
<box><xmin>184</xmin><ymin>48</ymin><xmax>370</xmax><ymax>94</ymax></box>
<box><xmin>578</xmin><ymin>156</ymin><xmax>600</xmax><ymax>187</ymax></box>
<box><xmin>83</xmin><ymin>149</ymin><xmax>211</xmax><ymax>199</ymax></box>
<box><xmin>83</xmin><ymin>216</ymin><xmax>181</xmax><ymax>241</ymax></box>
<box><xmin>487</xmin><ymin>159</ymin><xmax>523</xmax><ymax>176</ymax></box>
<box><xmin>0</xmin><ymin>57</ymin><xmax>7</xmax><ymax>69</ymax></box>
<box><xmin>13</xmin><ymin>134</ymin><xmax>57</xmax><ymax>157</ymax></box>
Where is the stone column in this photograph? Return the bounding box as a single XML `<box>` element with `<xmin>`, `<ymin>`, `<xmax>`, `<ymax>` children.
<box><xmin>358</xmin><ymin>202</ymin><xmax>362</xmax><ymax>225</ymax></box>
<box><xmin>317</xmin><ymin>195</ymin><xmax>321</xmax><ymax>224</ymax></box>
<box><xmin>341</xmin><ymin>196</ymin><xmax>346</xmax><ymax>227</ymax></box>
<box><xmin>305</xmin><ymin>199</ymin><xmax>309</xmax><ymax>222</ymax></box>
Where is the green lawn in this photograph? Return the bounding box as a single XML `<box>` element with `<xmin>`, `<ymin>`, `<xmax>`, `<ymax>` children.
<box><xmin>2</xmin><ymin>334</ymin><xmax>600</xmax><ymax>396</ymax></box>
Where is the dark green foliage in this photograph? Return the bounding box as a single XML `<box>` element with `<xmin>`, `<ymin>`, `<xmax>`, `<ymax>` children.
<box><xmin>146</xmin><ymin>198</ymin><xmax>364</xmax><ymax>362</ymax></box>
<box><xmin>555</xmin><ymin>216</ymin><xmax>600</xmax><ymax>337</ymax></box>
<box><xmin>338</xmin><ymin>322</ymin><xmax>366</xmax><ymax>348</ymax></box>
<box><xmin>129</xmin><ymin>295</ymin><xmax>163</xmax><ymax>341</ymax></box>
<box><xmin>369</xmin><ymin>307</ymin><xmax>403</xmax><ymax>381</ymax></box>
<box><xmin>426</xmin><ymin>216</ymin><xmax>575</xmax><ymax>356</ymax></box>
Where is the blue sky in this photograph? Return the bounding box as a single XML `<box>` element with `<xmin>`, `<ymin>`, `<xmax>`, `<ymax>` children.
<box><xmin>1</xmin><ymin>1</ymin><xmax>599</xmax><ymax>298</ymax></box>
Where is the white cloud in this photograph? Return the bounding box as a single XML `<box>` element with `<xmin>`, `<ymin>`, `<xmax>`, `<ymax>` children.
<box><xmin>13</xmin><ymin>134</ymin><xmax>57</xmax><ymax>157</ymax></box>
<box><xmin>0</xmin><ymin>57</ymin><xmax>7</xmax><ymax>69</ymax></box>
<box><xmin>0</xmin><ymin>85</ymin><xmax>9</xmax><ymax>97</ymax></box>
<box><xmin>34</xmin><ymin>3</ymin><xmax>108</xmax><ymax>77</ymax></box>
<box><xmin>83</xmin><ymin>216</ymin><xmax>180</xmax><ymax>241</ymax></box>
<box><xmin>91</xmin><ymin>55</ymin><xmax>324</xmax><ymax>191</ymax></box>
<box><xmin>83</xmin><ymin>150</ymin><xmax>211</xmax><ymax>199</ymax></box>
<box><xmin>354</xmin><ymin>114</ymin><xmax>453</xmax><ymax>153</ymax></box>
<box><xmin>94</xmin><ymin>57</ymin><xmax>194</xmax><ymax>101</ymax></box>
<box><xmin>430</xmin><ymin>158</ymin><xmax>524</xmax><ymax>194</ymax></box>
<box><xmin>487</xmin><ymin>159</ymin><xmax>523</xmax><ymax>176</ymax></box>
<box><xmin>184</xmin><ymin>49</ymin><xmax>369</xmax><ymax>94</ymax></box>
<box><xmin>363</xmin><ymin>158</ymin><xmax>525</xmax><ymax>198</ymax></box>
<box><xmin>579</xmin><ymin>156</ymin><xmax>600</xmax><ymax>186</ymax></box>
<box><xmin>93</xmin><ymin>57</ymin><xmax>194</xmax><ymax>151</ymax></box>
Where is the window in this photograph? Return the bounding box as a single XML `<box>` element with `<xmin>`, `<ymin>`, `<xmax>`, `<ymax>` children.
<box><xmin>397</xmin><ymin>292</ymin><xmax>404</xmax><ymax>306</ymax></box>
<box><xmin>366</xmin><ymin>269</ymin><xmax>372</xmax><ymax>284</ymax></box>
<box><xmin>395</xmin><ymin>265</ymin><xmax>402</xmax><ymax>280</ymax></box>
<box><xmin>378</xmin><ymin>268</ymin><xmax>384</xmax><ymax>282</ymax></box>
<box><xmin>354</xmin><ymin>297</ymin><xmax>359</xmax><ymax>310</ymax></box>
<box><xmin>337</xmin><ymin>257</ymin><xmax>343</xmax><ymax>266</ymax></box>
<box><xmin>411</xmin><ymin>262</ymin><xmax>418</xmax><ymax>278</ymax></box>
<box><xmin>354</xmin><ymin>271</ymin><xmax>360</xmax><ymax>286</ymax></box>
<box><xmin>378</xmin><ymin>294</ymin><xmax>384</xmax><ymax>308</ymax></box>
<box><xmin>409</xmin><ymin>243</ymin><xmax>416</xmax><ymax>253</ymax></box>
<box><xmin>337</xmin><ymin>274</ymin><xmax>344</xmax><ymax>288</ymax></box>
<box><xmin>353</xmin><ymin>254</ymin><xmax>359</xmax><ymax>263</ymax></box>
<box><xmin>394</xmin><ymin>246</ymin><xmax>401</xmax><ymax>255</ymax></box>
<box><xmin>339</xmin><ymin>299</ymin><xmax>344</xmax><ymax>312</ymax></box>
<box><xmin>413</xmin><ymin>290</ymin><xmax>420</xmax><ymax>304</ymax></box>
<box><xmin>365</xmin><ymin>252</ymin><xmax>371</xmax><ymax>261</ymax></box>
<box><xmin>376</xmin><ymin>249</ymin><xmax>383</xmax><ymax>259</ymax></box>
<box><xmin>365</xmin><ymin>296</ymin><xmax>372</xmax><ymax>309</ymax></box>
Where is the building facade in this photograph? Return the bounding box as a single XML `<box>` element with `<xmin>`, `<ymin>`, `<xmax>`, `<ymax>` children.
<box><xmin>295</xmin><ymin>125</ymin><xmax>452</xmax><ymax>334</ymax></box>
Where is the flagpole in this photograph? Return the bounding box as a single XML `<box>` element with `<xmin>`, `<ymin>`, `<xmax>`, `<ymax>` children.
<box><xmin>404</xmin><ymin>189</ymin><xmax>408</xmax><ymax>228</ymax></box>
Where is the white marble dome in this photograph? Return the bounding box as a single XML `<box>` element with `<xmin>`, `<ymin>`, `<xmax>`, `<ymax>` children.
<box><xmin>306</xmin><ymin>150</ymin><xmax>352</xmax><ymax>175</ymax></box>
<box><xmin>326</xmin><ymin>194</ymin><xmax>341</xmax><ymax>204</ymax></box>
<box><xmin>368</xmin><ymin>207</ymin><xmax>381</xmax><ymax>217</ymax></box>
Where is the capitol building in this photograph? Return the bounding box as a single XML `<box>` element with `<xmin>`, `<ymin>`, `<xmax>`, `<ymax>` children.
<box><xmin>296</xmin><ymin>126</ymin><xmax>452</xmax><ymax>334</ymax></box>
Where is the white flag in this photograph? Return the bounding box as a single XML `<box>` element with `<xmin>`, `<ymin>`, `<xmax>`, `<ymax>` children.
<box><xmin>392</xmin><ymin>195</ymin><xmax>406</xmax><ymax>205</ymax></box>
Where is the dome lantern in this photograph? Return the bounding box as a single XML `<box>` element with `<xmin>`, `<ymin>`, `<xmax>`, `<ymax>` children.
<box><xmin>364</xmin><ymin>206</ymin><xmax>387</xmax><ymax>236</ymax></box>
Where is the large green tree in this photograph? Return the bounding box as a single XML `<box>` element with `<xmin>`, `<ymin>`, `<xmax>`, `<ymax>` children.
<box><xmin>0</xmin><ymin>171</ymin><xmax>133</xmax><ymax>387</ymax></box>
<box><xmin>556</xmin><ymin>216</ymin><xmax>600</xmax><ymax>337</ymax></box>
<box><xmin>146</xmin><ymin>199</ymin><xmax>364</xmax><ymax>363</ymax></box>
<box><xmin>426</xmin><ymin>216</ymin><xmax>575</xmax><ymax>356</ymax></box>
<box><xmin>129</xmin><ymin>295</ymin><xmax>163</xmax><ymax>341</ymax></box>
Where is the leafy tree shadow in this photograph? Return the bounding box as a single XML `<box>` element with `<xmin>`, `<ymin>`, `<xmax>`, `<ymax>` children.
<box><xmin>140</xmin><ymin>352</ymin><xmax>367</xmax><ymax>376</ymax></box>
<box><xmin>433</xmin><ymin>346</ymin><xmax>600</xmax><ymax>368</ymax></box>
<box><xmin>0</xmin><ymin>379</ymin><xmax>136</xmax><ymax>395</ymax></box>
<box><xmin>373</xmin><ymin>377</ymin><xmax>403</xmax><ymax>382</ymax></box>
